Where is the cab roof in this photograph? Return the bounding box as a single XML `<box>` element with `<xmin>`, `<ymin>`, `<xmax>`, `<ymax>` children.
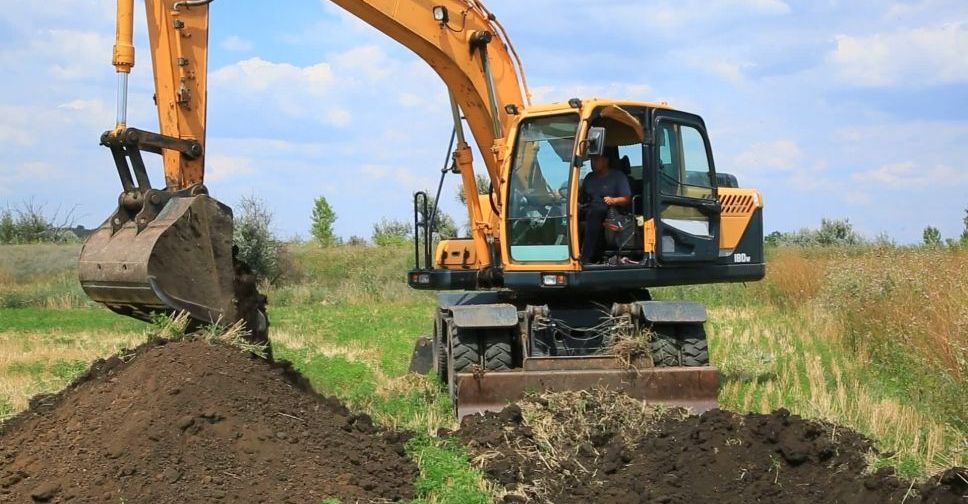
<box><xmin>521</xmin><ymin>98</ymin><xmax>679</xmax><ymax>117</ymax></box>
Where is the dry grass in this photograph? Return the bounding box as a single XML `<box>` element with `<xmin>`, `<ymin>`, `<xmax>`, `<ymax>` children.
<box><xmin>518</xmin><ymin>389</ymin><xmax>667</xmax><ymax>471</ymax></box>
<box><xmin>712</xmin><ymin>305</ymin><xmax>967</xmax><ymax>475</ymax></box>
<box><xmin>480</xmin><ymin>389</ymin><xmax>675</xmax><ymax>501</ymax></box>
<box><xmin>822</xmin><ymin>248</ymin><xmax>968</xmax><ymax>381</ymax></box>
<box><xmin>0</xmin><ymin>329</ymin><xmax>146</xmax><ymax>414</ymax></box>
<box><xmin>754</xmin><ymin>249</ymin><xmax>831</xmax><ymax>308</ymax></box>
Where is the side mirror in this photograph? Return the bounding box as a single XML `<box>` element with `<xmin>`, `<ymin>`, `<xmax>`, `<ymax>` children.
<box><xmin>584</xmin><ymin>127</ymin><xmax>606</xmax><ymax>158</ymax></box>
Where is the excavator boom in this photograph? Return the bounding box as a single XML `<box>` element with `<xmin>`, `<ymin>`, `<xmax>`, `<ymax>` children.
<box><xmin>81</xmin><ymin>0</ymin><xmax>527</xmax><ymax>334</ymax></box>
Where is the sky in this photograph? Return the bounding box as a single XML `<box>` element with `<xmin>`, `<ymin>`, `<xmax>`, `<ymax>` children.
<box><xmin>0</xmin><ymin>0</ymin><xmax>966</xmax><ymax>243</ymax></box>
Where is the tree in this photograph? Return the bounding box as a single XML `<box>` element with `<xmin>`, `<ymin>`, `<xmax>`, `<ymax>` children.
<box><xmin>416</xmin><ymin>189</ymin><xmax>459</xmax><ymax>240</ymax></box>
<box><xmin>430</xmin><ymin>211</ymin><xmax>459</xmax><ymax>240</ymax></box>
<box><xmin>0</xmin><ymin>210</ymin><xmax>14</xmax><ymax>244</ymax></box>
<box><xmin>815</xmin><ymin>218</ymin><xmax>863</xmax><ymax>247</ymax></box>
<box><xmin>233</xmin><ymin>195</ymin><xmax>281</xmax><ymax>282</ymax></box>
<box><xmin>922</xmin><ymin>226</ymin><xmax>942</xmax><ymax>247</ymax></box>
<box><xmin>372</xmin><ymin>218</ymin><xmax>413</xmax><ymax>247</ymax></box>
<box><xmin>310</xmin><ymin>196</ymin><xmax>338</xmax><ymax>247</ymax></box>
<box><xmin>961</xmin><ymin>206</ymin><xmax>968</xmax><ymax>246</ymax></box>
<box><xmin>455</xmin><ymin>174</ymin><xmax>492</xmax><ymax>205</ymax></box>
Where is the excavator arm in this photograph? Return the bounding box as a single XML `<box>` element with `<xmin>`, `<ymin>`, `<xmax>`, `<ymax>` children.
<box><xmin>81</xmin><ymin>0</ymin><xmax>530</xmax><ymax>338</ymax></box>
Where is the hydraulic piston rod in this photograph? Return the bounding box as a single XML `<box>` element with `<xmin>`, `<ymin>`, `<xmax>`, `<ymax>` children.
<box><xmin>113</xmin><ymin>0</ymin><xmax>135</xmax><ymax>128</ymax></box>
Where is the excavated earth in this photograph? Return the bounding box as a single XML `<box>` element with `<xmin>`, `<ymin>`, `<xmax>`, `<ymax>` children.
<box><xmin>461</xmin><ymin>403</ymin><xmax>968</xmax><ymax>504</ymax></box>
<box><xmin>0</xmin><ymin>338</ymin><xmax>417</xmax><ymax>503</ymax></box>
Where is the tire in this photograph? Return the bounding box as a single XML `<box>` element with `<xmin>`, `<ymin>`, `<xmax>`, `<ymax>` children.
<box><xmin>650</xmin><ymin>332</ymin><xmax>680</xmax><ymax>367</ymax></box>
<box><xmin>447</xmin><ymin>326</ymin><xmax>481</xmax><ymax>412</ymax></box>
<box><xmin>450</xmin><ymin>326</ymin><xmax>481</xmax><ymax>373</ymax></box>
<box><xmin>483</xmin><ymin>330</ymin><xmax>514</xmax><ymax>371</ymax></box>
<box><xmin>434</xmin><ymin>316</ymin><xmax>448</xmax><ymax>384</ymax></box>
<box><xmin>680</xmin><ymin>337</ymin><xmax>709</xmax><ymax>367</ymax></box>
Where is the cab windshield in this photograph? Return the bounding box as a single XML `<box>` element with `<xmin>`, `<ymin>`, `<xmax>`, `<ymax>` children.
<box><xmin>506</xmin><ymin>114</ymin><xmax>579</xmax><ymax>262</ymax></box>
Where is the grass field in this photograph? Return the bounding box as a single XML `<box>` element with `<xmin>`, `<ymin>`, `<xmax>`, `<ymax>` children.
<box><xmin>0</xmin><ymin>242</ymin><xmax>965</xmax><ymax>502</ymax></box>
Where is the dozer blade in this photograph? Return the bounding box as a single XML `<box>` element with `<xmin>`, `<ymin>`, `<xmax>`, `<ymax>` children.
<box><xmin>453</xmin><ymin>357</ymin><xmax>719</xmax><ymax>419</ymax></box>
<box><xmin>78</xmin><ymin>195</ymin><xmax>238</xmax><ymax>325</ymax></box>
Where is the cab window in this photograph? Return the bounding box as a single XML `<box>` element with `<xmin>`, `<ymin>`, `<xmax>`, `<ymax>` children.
<box><xmin>506</xmin><ymin>115</ymin><xmax>579</xmax><ymax>262</ymax></box>
<box><xmin>656</xmin><ymin>122</ymin><xmax>715</xmax><ymax>200</ymax></box>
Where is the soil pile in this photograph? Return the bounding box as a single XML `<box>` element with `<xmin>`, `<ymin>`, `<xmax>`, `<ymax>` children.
<box><xmin>0</xmin><ymin>338</ymin><xmax>417</xmax><ymax>503</ymax></box>
<box><xmin>460</xmin><ymin>394</ymin><xmax>967</xmax><ymax>504</ymax></box>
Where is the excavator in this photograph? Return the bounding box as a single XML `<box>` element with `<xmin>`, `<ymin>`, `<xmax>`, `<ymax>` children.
<box><xmin>79</xmin><ymin>0</ymin><xmax>765</xmax><ymax>418</ymax></box>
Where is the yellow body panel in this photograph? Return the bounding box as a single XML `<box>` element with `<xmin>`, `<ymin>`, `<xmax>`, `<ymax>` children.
<box><xmin>718</xmin><ymin>188</ymin><xmax>763</xmax><ymax>251</ymax></box>
<box><xmin>435</xmin><ymin>239</ymin><xmax>479</xmax><ymax>270</ymax></box>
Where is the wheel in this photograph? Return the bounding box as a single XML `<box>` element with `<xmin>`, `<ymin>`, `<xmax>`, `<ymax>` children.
<box><xmin>482</xmin><ymin>330</ymin><xmax>514</xmax><ymax>371</ymax></box>
<box><xmin>447</xmin><ymin>326</ymin><xmax>481</xmax><ymax>411</ymax></box>
<box><xmin>450</xmin><ymin>326</ymin><xmax>481</xmax><ymax>373</ymax></box>
<box><xmin>679</xmin><ymin>325</ymin><xmax>709</xmax><ymax>367</ymax></box>
<box><xmin>680</xmin><ymin>337</ymin><xmax>709</xmax><ymax>367</ymax></box>
<box><xmin>434</xmin><ymin>316</ymin><xmax>448</xmax><ymax>384</ymax></box>
<box><xmin>650</xmin><ymin>329</ymin><xmax>679</xmax><ymax>367</ymax></box>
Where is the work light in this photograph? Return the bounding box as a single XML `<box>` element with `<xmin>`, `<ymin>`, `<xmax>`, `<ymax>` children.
<box><xmin>433</xmin><ymin>6</ymin><xmax>449</xmax><ymax>24</ymax></box>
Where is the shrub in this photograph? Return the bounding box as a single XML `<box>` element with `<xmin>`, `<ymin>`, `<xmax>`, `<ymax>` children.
<box><xmin>346</xmin><ymin>235</ymin><xmax>368</xmax><ymax>247</ymax></box>
<box><xmin>765</xmin><ymin>218</ymin><xmax>864</xmax><ymax>248</ymax></box>
<box><xmin>0</xmin><ymin>202</ymin><xmax>79</xmax><ymax>245</ymax></box>
<box><xmin>310</xmin><ymin>196</ymin><xmax>339</xmax><ymax>247</ymax></box>
<box><xmin>922</xmin><ymin>226</ymin><xmax>942</xmax><ymax>247</ymax></box>
<box><xmin>233</xmin><ymin>195</ymin><xmax>281</xmax><ymax>283</ymax></box>
<box><xmin>961</xmin><ymin>207</ymin><xmax>968</xmax><ymax>246</ymax></box>
<box><xmin>372</xmin><ymin>218</ymin><xmax>412</xmax><ymax>247</ymax></box>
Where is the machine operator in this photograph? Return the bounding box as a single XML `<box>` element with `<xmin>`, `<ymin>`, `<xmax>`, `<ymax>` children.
<box><xmin>579</xmin><ymin>150</ymin><xmax>631</xmax><ymax>263</ymax></box>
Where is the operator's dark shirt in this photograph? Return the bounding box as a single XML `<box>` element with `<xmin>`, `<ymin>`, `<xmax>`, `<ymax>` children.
<box><xmin>581</xmin><ymin>168</ymin><xmax>632</xmax><ymax>209</ymax></box>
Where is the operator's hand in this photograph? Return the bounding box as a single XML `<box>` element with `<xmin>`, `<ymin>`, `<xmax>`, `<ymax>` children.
<box><xmin>603</xmin><ymin>196</ymin><xmax>616</xmax><ymax>206</ymax></box>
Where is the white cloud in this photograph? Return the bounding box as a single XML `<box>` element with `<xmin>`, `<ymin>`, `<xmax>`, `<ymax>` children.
<box><xmin>852</xmin><ymin>162</ymin><xmax>968</xmax><ymax>188</ymax></box>
<box><xmin>632</xmin><ymin>0</ymin><xmax>789</xmax><ymax>34</ymax></box>
<box><xmin>696</xmin><ymin>59</ymin><xmax>754</xmax><ymax>85</ymax></box>
<box><xmin>531</xmin><ymin>82</ymin><xmax>653</xmax><ymax>103</ymax></box>
<box><xmin>326</xmin><ymin>109</ymin><xmax>352</xmax><ymax>126</ymax></box>
<box><xmin>42</xmin><ymin>30</ymin><xmax>112</xmax><ymax>81</ymax></box>
<box><xmin>219</xmin><ymin>36</ymin><xmax>253</xmax><ymax>52</ymax></box>
<box><xmin>0</xmin><ymin>162</ymin><xmax>63</xmax><ymax>195</ymax></box>
<box><xmin>830</xmin><ymin>23</ymin><xmax>968</xmax><ymax>86</ymax></box>
<box><xmin>331</xmin><ymin>45</ymin><xmax>393</xmax><ymax>81</ymax></box>
<box><xmin>211</xmin><ymin>58</ymin><xmax>335</xmax><ymax>95</ymax></box>
<box><xmin>361</xmin><ymin>165</ymin><xmax>389</xmax><ymax>178</ymax></box>
<box><xmin>733</xmin><ymin>140</ymin><xmax>802</xmax><ymax>172</ymax></box>
<box><xmin>205</xmin><ymin>155</ymin><xmax>255</xmax><ymax>183</ymax></box>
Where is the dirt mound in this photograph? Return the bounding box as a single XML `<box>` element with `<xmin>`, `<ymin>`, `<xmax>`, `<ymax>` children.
<box><xmin>460</xmin><ymin>395</ymin><xmax>967</xmax><ymax>504</ymax></box>
<box><xmin>0</xmin><ymin>338</ymin><xmax>417</xmax><ymax>503</ymax></box>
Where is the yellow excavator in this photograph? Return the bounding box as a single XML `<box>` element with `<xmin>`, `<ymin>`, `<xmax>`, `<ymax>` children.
<box><xmin>80</xmin><ymin>0</ymin><xmax>765</xmax><ymax>418</ymax></box>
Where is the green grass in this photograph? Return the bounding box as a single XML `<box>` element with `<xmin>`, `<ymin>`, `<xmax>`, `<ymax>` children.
<box><xmin>0</xmin><ymin>308</ymin><xmax>146</xmax><ymax>332</ymax></box>
<box><xmin>273</xmin><ymin>304</ymin><xmax>493</xmax><ymax>504</ymax></box>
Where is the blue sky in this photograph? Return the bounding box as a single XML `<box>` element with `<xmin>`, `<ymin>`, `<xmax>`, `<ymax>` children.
<box><xmin>1</xmin><ymin>0</ymin><xmax>966</xmax><ymax>243</ymax></box>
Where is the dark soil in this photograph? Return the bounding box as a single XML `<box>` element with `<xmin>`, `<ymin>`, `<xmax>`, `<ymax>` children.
<box><xmin>461</xmin><ymin>405</ymin><xmax>968</xmax><ymax>504</ymax></box>
<box><xmin>0</xmin><ymin>338</ymin><xmax>417</xmax><ymax>503</ymax></box>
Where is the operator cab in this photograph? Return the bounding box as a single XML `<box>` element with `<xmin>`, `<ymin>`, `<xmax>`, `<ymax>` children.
<box><xmin>504</xmin><ymin>104</ymin><xmax>726</xmax><ymax>270</ymax></box>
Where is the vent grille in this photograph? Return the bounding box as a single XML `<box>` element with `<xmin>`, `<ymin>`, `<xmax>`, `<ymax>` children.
<box><xmin>719</xmin><ymin>194</ymin><xmax>755</xmax><ymax>215</ymax></box>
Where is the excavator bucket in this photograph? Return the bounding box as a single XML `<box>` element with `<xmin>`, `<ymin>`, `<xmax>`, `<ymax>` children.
<box><xmin>452</xmin><ymin>357</ymin><xmax>720</xmax><ymax>419</ymax></box>
<box><xmin>78</xmin><ymin>195</ymin><xmax>238</xmax><ymax>325</ymax></box>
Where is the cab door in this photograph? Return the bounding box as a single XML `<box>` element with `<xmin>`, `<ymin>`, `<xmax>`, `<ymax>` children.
<box><xmin>650</xmin><ymin>111</ymin><xmax>721</xmax><ymax>264</ymax></box>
